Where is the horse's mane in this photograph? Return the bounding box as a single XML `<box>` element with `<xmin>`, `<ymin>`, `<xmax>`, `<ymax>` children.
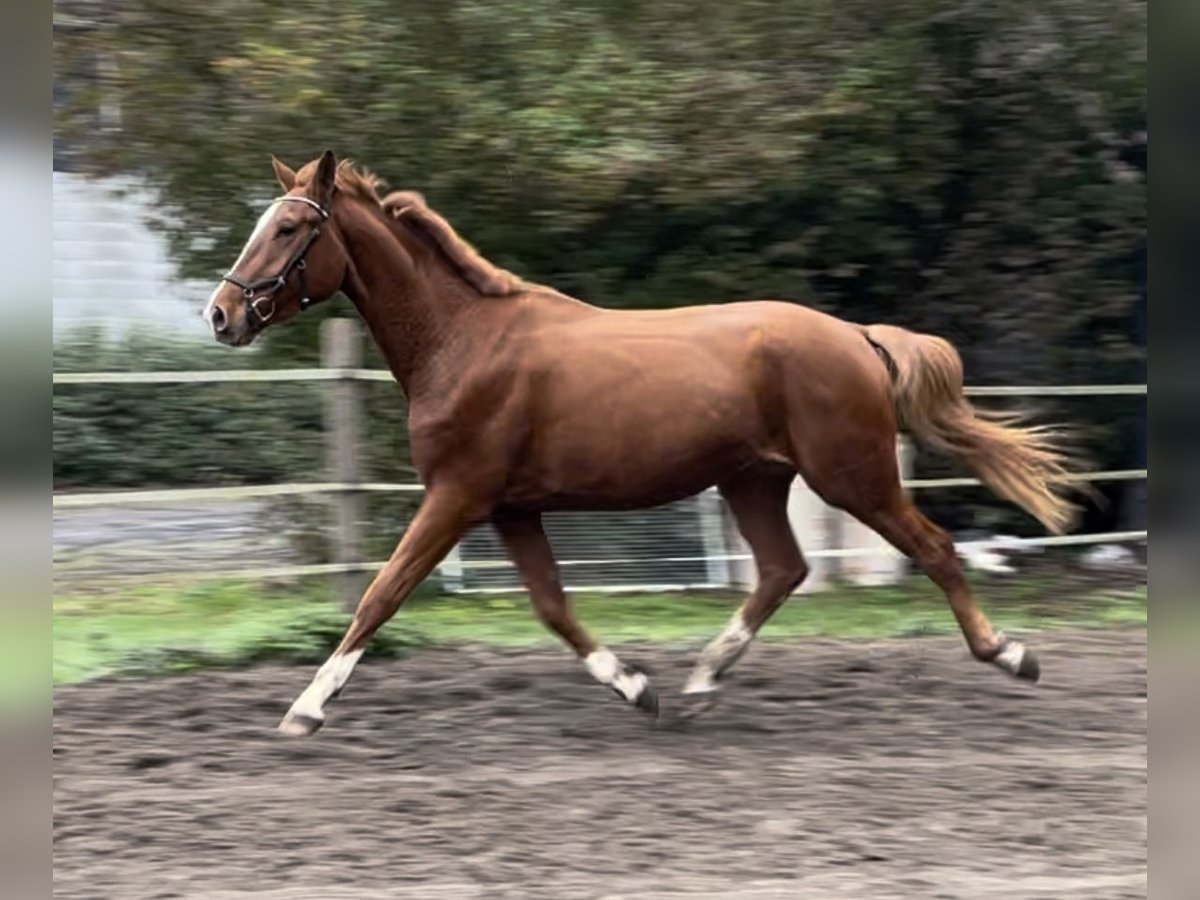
<box><xmin>381</xmin><ymin>190</ymin><xmax>525</xmax><ymax>296</ymax></box>
<box><xmin>327</xmin><ymin>159</ymin><xmax>525</xmax><ymax>296</ymax></box>
<box><xmin>332</xmin><ymin>160</ymin><xmax>387</xmax><ymax>208</ymax></box>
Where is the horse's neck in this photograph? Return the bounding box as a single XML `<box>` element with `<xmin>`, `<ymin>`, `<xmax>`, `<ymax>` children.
<box><xmin>337</xmin><ymin>204</ymin><xmax>477</xmax><ymax>396</ymax></box>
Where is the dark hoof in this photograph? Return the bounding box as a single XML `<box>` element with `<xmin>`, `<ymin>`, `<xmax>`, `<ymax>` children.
<box><xmin>633</xmin><ymin>683</ymin><xmax>660</xmax><ymax>718</ymax></box>
<box><xmin>1015</xmin><ymin>649</ymin><xmax>1041</xmax><ymax>683</ymax></box>
<box><xmin>609</xmin><ymin>669</ymin><xmax>660</xmax><ymax>719</ymax></box>
<box><xmin>678</xmin><ymin>689</ymin><xmax>719</xmax><ymax>720</ymax></box>
<box><xmin>278</xmin><ymin>711</ymin><xmax>324</xmax><ymax>737</ymax></box>
<box><xmin>991</xmin><ymin>638</ymin><xmax>1041</xmax><ymax>684</ymax></box>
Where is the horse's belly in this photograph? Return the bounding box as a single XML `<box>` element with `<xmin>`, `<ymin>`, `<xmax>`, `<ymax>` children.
<box><xmin>504</xmin><ymin>401</ymin><xmax>776</xmax><ymax>510</ymax></box>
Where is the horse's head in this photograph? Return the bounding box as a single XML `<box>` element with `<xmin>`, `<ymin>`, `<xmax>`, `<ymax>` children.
<box><xmin>204</xmin><ymin>150</ymin><xmax>349</xmax><ymax>346</ymax></box>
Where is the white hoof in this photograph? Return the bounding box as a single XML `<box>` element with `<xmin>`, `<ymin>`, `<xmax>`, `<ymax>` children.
<box><xmin>278</xmin><ymin>709</ymin><xmax>324</xmax><ymax>737</ymax></box>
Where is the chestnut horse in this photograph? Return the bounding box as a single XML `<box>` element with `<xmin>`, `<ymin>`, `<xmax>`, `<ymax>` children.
<box><xmin>204</xmin><ymin>151</ymin><xmax>1076</xmax><ymax>736</ymax></box>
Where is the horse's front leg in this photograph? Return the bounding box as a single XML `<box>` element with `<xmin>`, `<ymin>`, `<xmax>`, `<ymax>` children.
<box><xmin>494</xmin><ymin>510</ymin><xmax>658</xmax><ymax>716</ymax></box>
<box><xmin>278</xmin><ymin>486</ymin><xmax>474</xmax><ymax>737</ymax></box>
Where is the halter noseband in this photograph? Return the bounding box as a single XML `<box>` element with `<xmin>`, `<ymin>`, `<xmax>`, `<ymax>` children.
<box><xmin>220</xmin><ymin>195</ymin><xmax>330</xmax><ymax>329</ymax></box>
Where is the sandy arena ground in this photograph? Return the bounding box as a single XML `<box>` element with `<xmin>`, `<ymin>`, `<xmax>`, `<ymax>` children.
<box><xmin>54</xmin><ymin>629</ymin><xmax>1146</xmax><ymax>899</ymax></box>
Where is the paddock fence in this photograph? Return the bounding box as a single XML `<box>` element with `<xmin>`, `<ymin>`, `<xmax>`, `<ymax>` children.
<box><xmin>53</xmin><ymin>319</ymin><xmax>1147</xmax><ymax>602</ymax></box>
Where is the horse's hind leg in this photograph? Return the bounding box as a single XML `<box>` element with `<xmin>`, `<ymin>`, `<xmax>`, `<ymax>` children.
<box><xmin>850</xmin><ymin>489</ymin><xmax>1040</xmax><ymax>681</ymax></box>
<box><xmin>682</xmin><ymin>468</ymin><xmax>807</xmax><ymax>715</ymax></box>
<box><xmin>494</xmin><ymin>509</ymin><xmax>658</xmax><ymax>716</ymax></box>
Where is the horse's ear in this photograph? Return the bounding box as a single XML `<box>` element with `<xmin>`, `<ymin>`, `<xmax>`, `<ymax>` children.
<box><xmin>311</xmin><ymin>149</ymin><xmax>338</xmax><ymax>206</ymax></box>
<box><xmin>270</xmin><ymin>155</ymin><xmax>296</xmax><ymax>191</ymax></box>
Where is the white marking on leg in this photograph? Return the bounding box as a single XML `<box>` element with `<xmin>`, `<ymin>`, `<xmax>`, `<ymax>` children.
<box><xmin>684</xmin><ymin>610</ymin><xmax>753</xmax><ymax>695</ymax></box>
<box><xmin>992</xmin><ymin>640</ymin><xmax>1026</xmax><ymax>675</ymax></box>
<box><xmin>285</xmin><ymin>648</ymin><xmax>364</xmax><ymax>723</ymax></box>
<box><xmin>584</xmin><ymin>647</ymin><xmax>647</xmax><ymax>703</ymax></box>
<box><xmin>203</xmin><ymin>201</ymin><xmax>282</xmax><ymax>324</ymax></box>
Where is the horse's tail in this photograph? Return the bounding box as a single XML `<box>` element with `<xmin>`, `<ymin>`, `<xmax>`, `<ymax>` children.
<box><xmin>863</xmin><ymin>323</ymin><xmax>1080</xmax><ymax>535</ymax></box>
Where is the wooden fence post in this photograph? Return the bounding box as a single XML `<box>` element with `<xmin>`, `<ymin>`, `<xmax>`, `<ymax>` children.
<box><xmin>321</xmin><ymin>318</ymin><xmax>367</xmax><ymax>611</ymax></box>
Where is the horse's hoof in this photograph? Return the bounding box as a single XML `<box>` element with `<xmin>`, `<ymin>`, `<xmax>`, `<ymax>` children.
<box><xmin>633</xmin><ymin>683</ymin><xmax>660</xmax><ymax>718</ymax></box>
<box><xmin>278</xmin><ymin>711</ymin><xmax>324</xmax><ymax>737</ymax></box>
<box><xmin>1014</xmin><ymin>649</ymin><xmax>1041</xmax><ymax>682</ymax></box>
<box><xmin>991</xmin><ymin>638</ymin><xmax>1041</xmax><ymax>684</ymax></box>
<box><xmin>678</xmin><ymin>689</ymin><xmax>719</xmax><ymax>720</ymax></box>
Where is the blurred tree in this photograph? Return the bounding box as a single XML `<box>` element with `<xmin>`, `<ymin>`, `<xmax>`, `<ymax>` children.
<box><xmin>55</xmin><ymin>0</ymin><xmax>1144</xmax><ymax>360</ymax></box>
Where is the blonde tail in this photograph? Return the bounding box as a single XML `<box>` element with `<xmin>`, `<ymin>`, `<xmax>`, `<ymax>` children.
<box><xmin>864</xmin><ymin>324</ymin><xmax>1081</xmax><ymax>534</ymax></box>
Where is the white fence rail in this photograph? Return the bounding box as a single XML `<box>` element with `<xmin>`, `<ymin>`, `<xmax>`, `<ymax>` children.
<box><xmin>49</xmin><ymin>468</ymin><xmax>1149</xmax><ymax>510</ymax></box>
<box><xmin>53</xmin><ymin>320</ymin><xmax>1147</xmax><ymax>595</ymax></box>
<box><xmin>52</xmin><ymin>368</ymin><xmax>1150</xmax><ymax>394</ymax></box>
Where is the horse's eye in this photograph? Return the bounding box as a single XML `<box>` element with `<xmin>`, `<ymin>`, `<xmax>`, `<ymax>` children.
<box><xmin>277</xmin><ymin>224</ymin><xmax>297</xmax><ymax>238</ymax></box>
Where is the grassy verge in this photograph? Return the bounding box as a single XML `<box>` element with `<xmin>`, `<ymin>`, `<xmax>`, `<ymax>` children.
<box><xmin>52</xmin><ymin>574</ymin><xmax>1146</xmax><ymax>687</ymax></box>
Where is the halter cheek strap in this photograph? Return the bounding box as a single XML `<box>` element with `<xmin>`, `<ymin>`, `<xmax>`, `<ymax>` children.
<box><xmin>221</xmin><ymin>195</ymin><xmax>330</xmax><ymax>328</ymax></box>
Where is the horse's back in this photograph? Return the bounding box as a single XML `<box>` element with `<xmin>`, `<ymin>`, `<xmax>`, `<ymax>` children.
<box><xmin>590</xmin><ymin>298</ymin><xmax>889</xmax><ymax>400</ymax></box>
<box><xmin>509</xmin><ymin>292</ymin><xmax>891</xmax><ymax>432</ymax></box>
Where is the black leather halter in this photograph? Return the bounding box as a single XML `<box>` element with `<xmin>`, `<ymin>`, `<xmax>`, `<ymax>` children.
<box><xmin>221</xmin><ymin>195</ymin><xmax>330</xmax><ymax>329</ymax></box>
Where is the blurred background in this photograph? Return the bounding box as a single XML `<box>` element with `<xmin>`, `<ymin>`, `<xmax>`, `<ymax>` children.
<box><xmin>51</xmin><ymin>0</ymin><xmax>1145</xmax><ymax>668</ymax></box>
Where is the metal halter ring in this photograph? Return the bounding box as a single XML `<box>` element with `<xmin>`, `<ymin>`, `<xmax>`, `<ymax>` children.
<box><xmin>249</xmin><ymin>293</ymin><xmax>277</xmax><ymax>323</ymax></box>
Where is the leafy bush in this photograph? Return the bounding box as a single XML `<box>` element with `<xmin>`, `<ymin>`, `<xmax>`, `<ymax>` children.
<box><xmin>54</xmin><ymin>327</ymin><xmax>326</xmax><ymax>489</ymax></box>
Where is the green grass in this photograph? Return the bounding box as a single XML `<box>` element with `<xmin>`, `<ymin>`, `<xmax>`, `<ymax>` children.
<box><xmin>52</xmin><ymin>575</ymin><xmax>1146</xmax><ymax>686</ymax></box>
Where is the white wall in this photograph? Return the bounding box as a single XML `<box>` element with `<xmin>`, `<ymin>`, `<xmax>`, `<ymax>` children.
<box><xmin>53</xmin><ymin>171</ymin><xmax>212</xmax><ymax>340</ymax></box>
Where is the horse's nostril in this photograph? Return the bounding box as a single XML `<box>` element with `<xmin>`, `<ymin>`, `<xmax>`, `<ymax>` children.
<box><xmin>210</xmin><ymin>305</ymin><xmax>228</xmax><ymax>333</ymax></box>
